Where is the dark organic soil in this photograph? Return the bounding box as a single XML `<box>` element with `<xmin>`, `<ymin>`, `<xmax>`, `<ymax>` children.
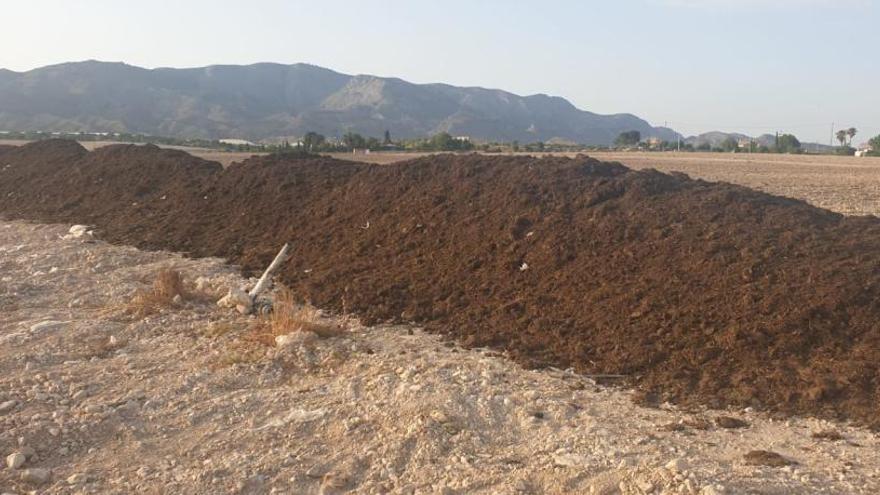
<box><xmin>2</xmin><ymin>140</ymin><xmax>879</xmax><ymax>427</ymax></box>
<box><xmin>811</xmin><ymin>430</ymin><xmax>845</xmax><ymax>441</ymax></box>
<box><xmin>743</xmin><ymin>450</ymin><xmax>796</xmax><ymax>467</ymax></box>
<box><xmin>715</xmin><ymin>416</ymin><xmax>750</xmax><ymax>429</ymax></box>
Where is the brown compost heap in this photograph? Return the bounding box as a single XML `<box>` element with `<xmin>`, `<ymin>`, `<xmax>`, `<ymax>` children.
<box><xmin>1</xmin><ymin>139</ymin><xmax>878</xmax><ymax>426</ymax></box>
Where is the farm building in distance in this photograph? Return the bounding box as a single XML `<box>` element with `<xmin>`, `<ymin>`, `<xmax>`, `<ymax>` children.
<box><xmin>219</xmin><ymin>138</ymin><xmax>257</xmax><ymax>146</ymax></box>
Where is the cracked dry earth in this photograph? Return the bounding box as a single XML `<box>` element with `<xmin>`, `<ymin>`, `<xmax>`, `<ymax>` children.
<box><xmin>1</xmin><ymin>221</ymin><xmax>879</xmax><ymax>495</ymax></box>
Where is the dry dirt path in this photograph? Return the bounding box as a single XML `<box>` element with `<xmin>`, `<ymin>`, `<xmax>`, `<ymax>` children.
<box><xmin>1</xmin><ymin>221</ymin><xmax>879</xmax><ymax>494</ymax></box>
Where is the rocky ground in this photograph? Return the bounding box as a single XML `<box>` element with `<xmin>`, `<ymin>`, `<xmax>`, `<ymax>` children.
<box><xmin>1</xmin><ymin>221</ymin><xmax>879</xmax><ymax>494</ymax></box>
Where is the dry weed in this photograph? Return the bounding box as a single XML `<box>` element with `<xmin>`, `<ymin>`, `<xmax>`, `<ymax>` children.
<box><xmin>199</xmin><ymin>321</ymin><xmax>241</xmax><ymax>338</ymax></box>
<box><xmin>125</xmin><ymin>268</ymin><xmax>187</xmax><ymax>318</ymax></box>
<box><xmin>245</xmin><ymin>286</ymin><xmax>344</xmax><ymax>347</ymax></box>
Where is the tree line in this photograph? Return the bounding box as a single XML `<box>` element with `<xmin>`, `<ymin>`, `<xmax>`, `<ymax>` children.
<box><xmin>5</xmin><ymin>128</ymin><xmax>877</xmax><ymax>157</ymax></box>
<box><xmin>280</xmin><ymin>130</ymin><xmax>475</xmax><ymax>153</ymax></box>
<box><xmin>613</xmin><ymin>130</ymin><xmax>879</xmax><ymax>155</ymax></box>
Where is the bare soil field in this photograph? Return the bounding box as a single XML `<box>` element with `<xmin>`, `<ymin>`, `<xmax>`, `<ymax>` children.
<box><xmin>588</xmin><ymin>152</ymin><xmax>880</xmax><ymax>217</ymax></box>
<box><xmin>2</xmin><ymin>221</ymin><xmax>879</xmax><ymax>494</ymax></box>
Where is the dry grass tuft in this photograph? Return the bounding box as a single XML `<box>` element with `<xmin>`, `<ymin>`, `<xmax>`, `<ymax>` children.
<box><xmin>199</xmin><ymin>321</ymin><xmax>241</xmax><ymax>338</ymax></box>
<box><xmin>245</xmin><ymin>286</ymin><xmax>344</xmax><ymax>346</ymax></box>
<box><xmin>126</xmin><ymin>268</ymin><xmax>188</xmax><ymax>318</ymax></box>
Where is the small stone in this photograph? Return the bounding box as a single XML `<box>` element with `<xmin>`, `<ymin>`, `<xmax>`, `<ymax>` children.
<box><xmin>65</xmin><ymin>225</ymin><xmax>91</xmax><ymax>238</ymax></box>
<box><xmin>6</xmin><ymin>452</ymin><xmax>26</xmax><ymax>469</ymax></box>
<box><xmin>275</xmin><ymin>331</ymin><xmax>318</xmax><ymax>348</ymax></box>
<box><xmin>21</xmin><ymin>467</ymin><xmax>51</xmax><ymax>484</ymax></box>
<box><xmin>19</xmin><ymin>446</ymin><xmax>36</xmax><ymax>459</ymax></box>
<box><xmin>0</xmin><ymin>400</ymin><xmax>17</xmax><ymax>413</ymax></box>
<box><xmin>553</xmin><ymin>453</ymin><xmax>588</xmax><ymax>468</ymax></box>
<box><xmin>29</xmin><ymin>320</ymin><xmax>67</xmax><ymax>333</ymax></box>
<box><xmin>67</xmin><ymin>473</ymin><xmax>88</xmax><ymax>484</ymax></box>
<box><xmin>217</xmin><ymin>287</ymin><xmax>252</xmax><ymax>314</ymax></box>
<box><xmin>681</xmin><ymin>479</ymin><xmax>695</xmax><ymax>493</ymax></box>
<box><xmin>637</xmin><ymin>481</ymin><xmax>655</xmax><ymax>493</ymax></box>
<box><xmin>666</xmin><ymin>458</ymin><xmax>688</xmax><ymax>472</ymax></box>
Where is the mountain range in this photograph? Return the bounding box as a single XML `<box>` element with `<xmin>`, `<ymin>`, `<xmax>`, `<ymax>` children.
<box><xmin>0</xmin><ymin>61</ymin><xmax>680</xmax><ymax>145</ymax></box>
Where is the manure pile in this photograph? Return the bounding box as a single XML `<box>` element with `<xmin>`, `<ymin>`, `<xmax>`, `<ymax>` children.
<box><xmin>2</xmin><ymin>139</ymin><xmax>879</xmax><ymax>426</ymax></box>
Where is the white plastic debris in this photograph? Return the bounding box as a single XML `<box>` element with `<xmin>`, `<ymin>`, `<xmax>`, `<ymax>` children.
<box><xmin>217</xmin><ymin>287</ymin><xmax>253</xmax><ymax>314</ymax></box>
<box><xmin>62</xmin><ymin>225</ymin><xmax>93</xmax><ymax>239</ymax></box>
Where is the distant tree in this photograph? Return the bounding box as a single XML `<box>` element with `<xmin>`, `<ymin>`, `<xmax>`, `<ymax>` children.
<box><xmin>847</xmin><ymin>127</ymin><xmax>858</xmax><ymax>146</ymax></box>
<box><xmin>614</xmin><ymin>130</ymin><xmax>641</xmax><ymax>147</ymax></box>
<box><xmin>429</xmin><ymin>132</ymin><xmax>454</xmax><ymax>151</ymax></box>
<box><xmin>426</xmin><ymin>132</ymin><xmax>473</xmax><ymax>151</ymax></box>
<box><xmin>512</xmin><ymin>140</ymin><xmax>520</xmax><ymax>152</ymax></box>
<box><xmin>720</xmin><ymin>137</ymin><xmax>739</xmax><ymax>152</ymax></box>
<box><xmin>302</xmin><ymin>131</ymin><xmax>325</xmax><ymax>152</ymax></box>
<box><xmin>383</xmin><ymin>129</ymin><xmax>392</xmax><ymax>145</ymax></box>
<box><xmin>342</xmin><ymin>132</ymin><xmax>367</xmax><ymax>150</ymax></box>
<box><xmin>696</xmin><ymin>142</ymin><xmax>712</xmax><ymax>152</ymax></box>
<box><xmin>869</xmin><ymin>134</ymin><xmax>880</xmax><ymax>151</ymax></box>
<box><xmin>523</xmin><ymin>142</ymin><xmax>546</xmax><ymax>152</ymax></box>
<box><xmin>836</xmin><ymin>130</ymin><xmax>848</xmax><ymax>147</ymax></box>
<box><xmin>366</xmin><ymin>137</ymin><xmax>381</xmax><ymax>150</ymax></box>
<box><xmin>777</xmin><ymin>134</ymin><xmax>802</xmax><ymax>153</ymax></box>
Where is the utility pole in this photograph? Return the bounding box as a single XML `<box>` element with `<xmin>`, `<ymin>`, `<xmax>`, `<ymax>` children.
<box><xmin>830</xmin><ymin>123</ymin><xmax>835</xmax><ymax>148</ymax></box>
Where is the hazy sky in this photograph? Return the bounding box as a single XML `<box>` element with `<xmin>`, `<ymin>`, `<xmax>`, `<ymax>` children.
<box><xmin>1</xmin><ymin>0</ymin><xmax>877</xmax><ymax>143</ymax></box>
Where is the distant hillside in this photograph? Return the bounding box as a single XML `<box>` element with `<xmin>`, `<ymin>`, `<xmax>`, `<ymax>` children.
<box><xmin>0</xmin><ymin>61</ymin><xmax>679</xmax><ymax>145</ymax></box>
